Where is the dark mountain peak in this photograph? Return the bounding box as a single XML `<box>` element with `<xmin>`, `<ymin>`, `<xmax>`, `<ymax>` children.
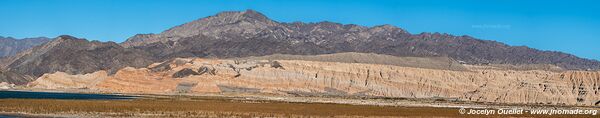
<box><xmin>242</xmin><ymin>9</ymin><xmax>261</xmax><ymax>15</ymax></box>
<box><xmin>56</xmin><ymin>35</ymin><xmax>79</xmax><ymax>40</ymax></box>
<box><xmin>4</xmin><ymin>35</ymin><xmax>155</xmax><ymax>78</ymax></box>
<box><xmin>53</xmin><ymin>35</ymin><xmax>84</xmax><ymax>42</ymax></box>
<box><xmin>241</xmin><ymin>9</ymin><xmax>270</xmax><ymax>21</ymax></box>
<box><xmin>0</xmin><ymin>36</ymin><xmax>51</xmax><ymax>57</ymax></box>
<box><xmin>44</xmin><ymin>35</ymin><xmax>91</xmax><ymax>49</ymax></box>
<box><xmin>122</xmin><ymin>10</ymin><xmax>279</xmax><ymax>47</ymax></box>
<box><xmin>208</xmin><ymin>9</ymin><xmax>274</xmax><ymax>24</ymax></box>
<box><xmin>178</xmin><ymin>9</ymin><xmax>277</xmax><ymax>30</ymax></box>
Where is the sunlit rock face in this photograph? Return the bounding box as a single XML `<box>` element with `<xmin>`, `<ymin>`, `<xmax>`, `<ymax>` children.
<box><xmin>31</xmin><ymin>58</ymin><xmax>600</xmax><ymax>106</ymax></box>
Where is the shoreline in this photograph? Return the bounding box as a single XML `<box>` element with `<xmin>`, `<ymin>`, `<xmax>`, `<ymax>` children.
<box><xmin>2</xmin><ymin>89</ymin><xmax>599</xmax><ymax>109</ymax></box>
<box><xmin>1</xmin><ymin>90</ymin><xmax>599</xmax><ymax>117</ymax></box>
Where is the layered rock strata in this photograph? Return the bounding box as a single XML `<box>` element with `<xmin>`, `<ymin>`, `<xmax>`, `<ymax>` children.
<box><xmin>31</xmin><ymin>58</ymin><xmax>600</xmax><ymax>106</ymax></box>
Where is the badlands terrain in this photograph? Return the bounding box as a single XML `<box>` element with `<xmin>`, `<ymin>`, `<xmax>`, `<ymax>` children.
<box><xmin>28</xmin><ymin>53</ymin><xmax>600</xmax><ymax>107</ymax></box>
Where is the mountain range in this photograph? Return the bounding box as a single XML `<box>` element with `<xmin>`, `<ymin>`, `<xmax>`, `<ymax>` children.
<box><xmin>1</xmin><ymin>10</ymin><xmax>599</xmax><ymax>84</ymax></box>
<box><xmin>0</xmin><ymin>36</ymin><xmax>49</xmax><ymax>57</ymax></box>
<box><xmin>124</xmin><ymin>10</ymin><xmax>600</xmax><ymax>70</ymax></box>
<box><xmin>1</xmin><ymin>35</ymin><xmax>154</xmax><ymax>77</ymax></box>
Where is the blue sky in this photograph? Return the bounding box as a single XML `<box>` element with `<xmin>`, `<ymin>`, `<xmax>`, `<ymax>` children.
<box><xmin>0</xmin><ymin>0</ymin><xmax>599</xmax><ymax>60</ymax></box>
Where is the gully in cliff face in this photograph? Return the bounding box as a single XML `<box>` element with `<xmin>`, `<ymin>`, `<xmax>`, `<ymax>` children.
<box><xmin>172</xmin><ymin>68</ymin><xmax>200</xmax><ymax>78</ymax></box>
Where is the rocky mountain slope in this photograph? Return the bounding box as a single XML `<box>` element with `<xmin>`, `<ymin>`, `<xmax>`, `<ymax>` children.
<box><xmin>2</xmin><ymin>35</ymin><xmax>156</xmax><ymax>79</ymax></box>
<box><xmin>0</xmin><ymin>70</ymin><xmax>34</xmax><ymax>85</ymax></box>
<box><xmin>30</xmin><ymin>57</ymin><xmax>600</xmax><ymax>106</ymax></box>
<box><xmin>0</xmin><ymin>36</ymin><xmax>50</xmax><ymax>57</ymax></box>
<box><xmin>123</xmin><ymin>10</ymin><xmax>600</xmax><ymax>70</ymax></box>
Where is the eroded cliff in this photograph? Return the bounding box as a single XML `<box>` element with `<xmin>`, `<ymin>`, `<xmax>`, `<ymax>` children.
<box><xmin>30</xmin><ymin>58</ymin><xmax>600</xmax><ymax>106</ymax></box>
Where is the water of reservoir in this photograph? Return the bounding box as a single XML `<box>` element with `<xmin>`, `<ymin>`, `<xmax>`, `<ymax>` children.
<box><xmin>0</xmin><ymin>91</ymin><xmax>135</xmax><ymax>100</ymax></box>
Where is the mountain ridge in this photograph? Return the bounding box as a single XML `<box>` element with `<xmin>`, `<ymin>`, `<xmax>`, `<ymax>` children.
<box><xmin>123</xmin><ymin>10</ymin><xmax>600</xmax><ymax>70</ymax></box>
<box><xmin>122</xmin><ymin>10</ymin><xmax>280</xmax><ymax>47</ymax></box>
<box><xmin>0</xmin><ymin>36</ymin><xmax>50</xmax><ymax>57</ymax></box>
<box><xmin>3</xmin><ymin>35</ymin><xmax>156</xmax><ymax>78</ymax></box>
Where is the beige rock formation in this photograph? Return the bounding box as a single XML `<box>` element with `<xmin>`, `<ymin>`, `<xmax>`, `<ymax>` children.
<box><xmin>0</xmin><ymin>82</ymin><xmax>15</xmax><ymax>89</ymax></box>
<box><xmin>236</xmin><ymin>52</ymin><xmax>467</xmax><ymax>71</ymax></box>
<box><xmin>29</xmin><ymin>71</ymin><xmax>109</xmax><ymax>89</ymax></box>
<box><xmin>29</xmin><ymin>58</ymin><xmax>600</xmax><ymax>106</ymax></box>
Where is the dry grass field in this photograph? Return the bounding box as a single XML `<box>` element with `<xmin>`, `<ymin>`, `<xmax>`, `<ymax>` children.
<box><xmin>0</xmin><ymin>95</ymin><xmax>597</xmax><ymax>118</ymax></box>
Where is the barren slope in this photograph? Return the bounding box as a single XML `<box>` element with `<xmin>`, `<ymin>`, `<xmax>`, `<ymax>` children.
<box><xmin>31</xmin><ymin>58</ymin><xmax>600</xmax><ymax>106</ymax></box>
<box><xmin>0</xmin><ymin>70</ymin><xmax>34</xmax><ymax>85</ymax></box>
<box><xmin>0</xmin><ymin>36</ymin><xmax>50</xmax><ymax>57</ymax></box>
<box><xmin>3</xmin><ymin>35</ymin><xmax>156</xmax><ymax>78</ymax></box>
